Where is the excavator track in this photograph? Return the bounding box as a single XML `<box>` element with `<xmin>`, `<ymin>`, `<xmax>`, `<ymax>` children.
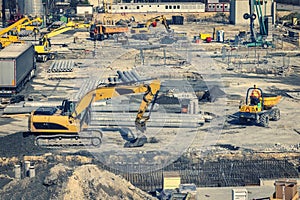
<box><xmin>35</xmin><ymin>129</ymin><xmax>102</xmax><ymax>149</ymax></box>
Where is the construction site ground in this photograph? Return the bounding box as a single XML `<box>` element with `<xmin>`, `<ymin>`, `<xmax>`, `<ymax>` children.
<box><xmin>0</xmin><ymin>14</ymin><xmax>299</xmax><ymax>199</ymax></box>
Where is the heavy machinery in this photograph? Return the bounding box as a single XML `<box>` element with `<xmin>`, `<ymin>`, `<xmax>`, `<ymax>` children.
<box><xmin>29</xmin><ymin>79</ymin><xmax>161</xmax><ymax>148</ymax></box>
<box><xmin>243</xmin><ymin>0</ymin><xmax>273</xmax><ymax>48</ymax></box>
<box><xmin>131</xmin><ymin>15</ymin><xmax>171</xmax><ymax>34</ymax></box>
<box><xmin>238</xmin><ymin>86</ymin><xmax>281</xmax><ymax>127</ymax></box>
<box><xmin>0</xmin><ymin>17</ymin><xmax>30</xmax><ymax>48</ymax></box>
<box><xmin>35</xmin><ymin>21</ymin><xmax>90</xmax><ymax>62</ymax></box>
<box><xmin>89</xmin><ymin>24</ymin><xmax>128</xmax><ymax>41</ymax></box>
<box><xmin>15</xmin><ymin>17</ymin><xmax>43</xmax><ymax>35</ymax></box>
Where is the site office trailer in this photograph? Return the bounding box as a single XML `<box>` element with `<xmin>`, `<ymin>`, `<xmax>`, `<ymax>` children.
<box><xmin>0</xmin><ymin>44</ymin><xmax>36</xmax><ymax>96</ymax></box>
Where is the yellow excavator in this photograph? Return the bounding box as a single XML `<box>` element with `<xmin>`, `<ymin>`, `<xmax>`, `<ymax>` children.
<box><xmin>238</xmin><ymin>86</ymin><xmax>281</xmax><ymax>127</ymax></box>
<box><xmin>131</xmin><ymin>15</ymin><xmax>171</xmax><ymax>34</ymax></box>
<box><xmin>15</xmin><ymin>17</ymin><xmax>43</xmax><ymax>34</ymax></box>
<box><xmin>35</xmin><ymin>21</ymin><xmax>90</xmax><ymax>62</ymax></box>
<box><xmin>0</xmin><ymin>16</ymin><xmax>31</xmax><ymax>48</ymax></box>
<box><xmin>29</xmin><ymin>79</ymin><xmax>161</xmax><ymax>148</ymax></box>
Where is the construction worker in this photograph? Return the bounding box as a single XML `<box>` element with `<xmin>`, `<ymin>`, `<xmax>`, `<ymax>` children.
<box><xmin>250</xmin><ymin>85</ymin><xmax>261</xmax><ymax>105</ymax></box>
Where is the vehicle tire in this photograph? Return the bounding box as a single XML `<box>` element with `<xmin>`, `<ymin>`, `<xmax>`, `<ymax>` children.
<box><xmin>259</xmin><ymin>113</ymin><xmax>269</xmax><ymax>127</ymax></box>
<box><xmin>271</xmin><ymin>108</ymin><xmax>280</xmax><ymax>121</ymax></box>
<box><xmin>100</xmin><ymin>34</ymin><xmax>105</xmax><ymax>41</ymax></box>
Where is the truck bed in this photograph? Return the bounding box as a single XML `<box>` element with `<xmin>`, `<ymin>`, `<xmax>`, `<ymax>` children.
<box><xmin>103</xmin><ymin>25</ymin><xmax>128</xmax><ymax>34</ymax></box>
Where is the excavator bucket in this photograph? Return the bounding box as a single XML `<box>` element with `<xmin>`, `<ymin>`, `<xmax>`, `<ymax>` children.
<box><xmin>124</xmin><ymin>135</ymin><xmax>147</xmax><ymax>148</ymax></box>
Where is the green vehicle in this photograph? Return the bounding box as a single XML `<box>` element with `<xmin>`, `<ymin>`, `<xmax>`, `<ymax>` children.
<box><xmin>243</xmin><ymin>0</ymin><xmax>274</xmax><ymax>49</ymax></box>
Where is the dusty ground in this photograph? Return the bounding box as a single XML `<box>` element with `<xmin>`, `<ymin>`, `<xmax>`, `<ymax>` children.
<box><xmin>0</xmin><ymin>14</ymin><xmax>299</xmax><ymax>199</ymax></box>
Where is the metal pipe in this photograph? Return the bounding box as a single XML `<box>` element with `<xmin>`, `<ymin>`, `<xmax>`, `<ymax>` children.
<box><xmin>14</xmin><ymin>165</ymin><xmax>21</xmax><ymax>179</ymax></box>
<box><xmin>29</xmin><ymin>166</ymin><xmax>35</xmax><ymax>178</ymax></box>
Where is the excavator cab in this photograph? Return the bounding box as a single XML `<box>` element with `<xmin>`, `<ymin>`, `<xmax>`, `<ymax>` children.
<box><xmin>60</xmin><ymin>100</ymin><xmax>76</xmax><ymax>116</ymax></box>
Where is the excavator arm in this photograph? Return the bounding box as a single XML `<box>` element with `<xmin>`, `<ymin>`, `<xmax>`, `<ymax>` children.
<box><xmin>145</xmin><ymin>15</ymin><xmax>171</xmax><ymax>32</ymax></box>
<box><xmin>35</xmin><ymin>21</ymin><xmax>90</xmax><ymax>62</ymax></box>
<box><xmin>15</xmin><ymin>17</ymin><xmax>43</xmax><ymax>32</ymax></box>
<box><xmin>72</xmin><ymin>80</ymin><xmax>161</xmax><ymax>132</ymax></box>
<box><xmin>0</xmin><ymin>17</ymin><xmax>30</xmax><ymax>36</ymax></box>
<box><xmin>0</xmin><ymin>17</ymin><xmax>31</xmax><ymax>48</ymax></box>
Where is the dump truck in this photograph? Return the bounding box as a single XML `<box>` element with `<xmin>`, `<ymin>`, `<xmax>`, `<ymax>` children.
<box><xmin>89</xmin><ymin>24</ymin><xmax>128</xmax><ymax>41</ymax></box>
<box><xmin>0</xmin><ymin>44</ymin><xmax>36</xmax><ymax>96</ymax></box>
<box><xmin>238</xmin><ymin>86</ymin><xmax>281</xmax><ymax>127</ymax></box>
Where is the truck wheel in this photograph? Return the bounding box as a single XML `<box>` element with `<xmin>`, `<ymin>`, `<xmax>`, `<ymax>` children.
<box><xmin>271</xmin><ymin>108</ymin><xmax>280</xmax><ymax>121</ymax></box>
<box><xmin>259</xmin><ymin>113</ymin><xmax>269</xmax><ymax>127</ymax></box>
<box><xmin>100</xmin><ymin>34</ymin><xmax>105</xmax><ymax>41</ymax></box>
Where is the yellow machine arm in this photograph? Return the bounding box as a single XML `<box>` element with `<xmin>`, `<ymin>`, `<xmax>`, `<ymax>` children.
<box><xmin>36</xmin><ymin>21</ymin><xmax>90</xmax><ymax>53</ymax></box>
<box><xmin>145</xmin><ymin>15</ymin><xmax>171</xmax><ymax>32</ymax></box>
<box><xmin>15</xmin><ymin>17</ymin><xmax>43</xmax><ymax>32</ymax></box>
<box><xmin>0</xmin><ymin>17</ymin><xmax>30</xmax><ymax>36</ymax></box>
<box><xmin>72</xmin><ymin>80</ymin><xmax>161</xmax><ymax>132</ymax></box>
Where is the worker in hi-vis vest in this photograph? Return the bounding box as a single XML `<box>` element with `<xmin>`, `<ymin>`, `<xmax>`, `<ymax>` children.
<box><xmin>250</xmin><ymin>85</ymin><xmax>261</xmax><ymax>105</ymax></box>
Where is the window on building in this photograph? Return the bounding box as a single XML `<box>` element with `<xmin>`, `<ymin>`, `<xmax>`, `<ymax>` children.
<box><xmin>120</xmin><ymin>6</ymin><xmax>123</xmax><ymax>9</ymax></box>
<box><xmin>169</xmin><ymin>5</ymin><xmax>172</xmax><ymax>9</ymax></box>
<box><xmin>177</xmin><ymin>5</ymin><xmax>180</xmax><ymax>9</ymax></box>
<box><xmin>165</xmin><ymin>5</ymin><xmax>168</xmax><ymax>9</ymax></box>
<box><xmin>137</xmin><ymin>6</ymin><xmax>139</xmax><ymax>9</ymax></box>
<box><xmin>217</xmin><ymin>5</ymin><xmax>219</xmax><ymax>8</ymax></box>
<box><xmin>125</xmin><ymin>6</ymin><xmax>128</xmax><ymax>9</ymax></box>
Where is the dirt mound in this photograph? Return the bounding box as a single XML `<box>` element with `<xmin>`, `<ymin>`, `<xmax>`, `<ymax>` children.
<box><xmin>0</xmin><ymin>162</ymin><xmax>155</xmax><ymax>200</ymax></box>
<box><xmin>64</xmin><ymin>164</ymin><xmax>155</xmax><ymax>200</ymax></box>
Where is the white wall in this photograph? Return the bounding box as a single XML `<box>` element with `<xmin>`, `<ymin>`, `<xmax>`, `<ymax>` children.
<box><xmin>77</xmin><ymin>6</ymin><xmax>93</xmax><ymax>15</ymax></box>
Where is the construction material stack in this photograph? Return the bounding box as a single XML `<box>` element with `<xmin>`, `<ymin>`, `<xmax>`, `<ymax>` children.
<box><xmin>0</xmin><ymin>44</ymin><xmax>36</xmax><ymax>96</ymax></box>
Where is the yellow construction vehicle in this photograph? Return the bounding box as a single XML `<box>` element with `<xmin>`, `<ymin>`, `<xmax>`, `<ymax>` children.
<box><xmin>0</xmin><ymin>17</ymin><xmax>30</xmax><ymax>48</ymax></box>
<box><xmin>29</xmin><ymin>79</ymin><xmax>161</xmax><ymax>148</ymax></box>
<box><xmin>15</xmin><ymin>17</ymin><xmax>43</xmax><ymax>34</ymax></box>
<box><xmin>35</xmin><ymin>21</ymin><xmax>90</xmax><ymax>62</ymax></box>
<box><xmin>131</xmin><ymin>15</ymin><xmax>171</xmax><ymax>34</ymax></box>
<box><xmin>238</xmin><ymin>86</ymin><xmax>281</xmax><ymax>127</ymax></box>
